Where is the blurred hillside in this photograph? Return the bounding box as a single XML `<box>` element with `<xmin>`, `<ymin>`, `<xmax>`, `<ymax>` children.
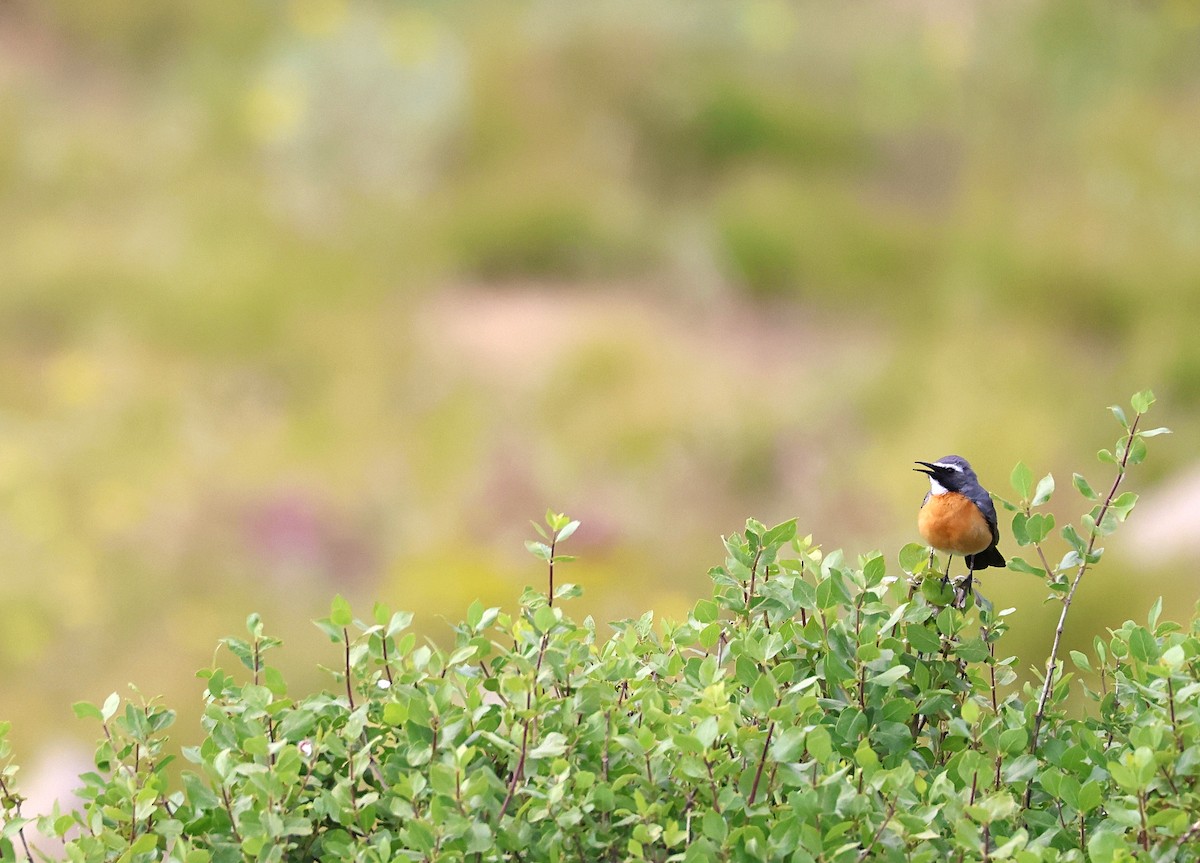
<box><xmin>1</xmin><ymin>0</ymin><xmax>1198</xmax><ymax>768</ymax></box>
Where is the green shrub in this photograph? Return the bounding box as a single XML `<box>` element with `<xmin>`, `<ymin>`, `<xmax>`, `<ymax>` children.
<box><xmin>1</xmin><ymin>391</ymin><xmax>1193</xmax><ymax>862</ymax></box>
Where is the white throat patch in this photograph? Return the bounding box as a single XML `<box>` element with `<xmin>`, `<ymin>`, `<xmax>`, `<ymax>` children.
<box><xmin>928</xmin><ymin>478</ymin><xmax>949</xmax><ymax>495</ymax></box>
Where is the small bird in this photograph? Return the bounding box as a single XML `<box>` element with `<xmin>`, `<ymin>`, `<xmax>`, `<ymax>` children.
<box><xmin>914</xmin><ymin>455</ymin><xmax>1005</xmax><ymax>605</ymax></box>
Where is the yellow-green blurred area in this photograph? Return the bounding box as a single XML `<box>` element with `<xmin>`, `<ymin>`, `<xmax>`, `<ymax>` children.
<box><xmin>2</xmin><ymin>0</ymin><xmax>1199</xmax><ymax>771</ymax></box>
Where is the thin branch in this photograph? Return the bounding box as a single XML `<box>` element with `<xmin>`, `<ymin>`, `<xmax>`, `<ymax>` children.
<box><xmin>381</xmin><ymin>636</ymin><xmax>394</xmax><ymax>686</ymax></box>
<box><xmin>1168</xmin><ymin>675</ymin><xmax>1183</xmax><ymax>752</ymax></box>
<box><xmin>856</xmin><ymin>795</ymin><xmax>897</xmax><ymax>863</ymax></box>
<box><xmin>343</xmin><ymin>628</ymin><xmax>356</xmax><ymax>711</ymax></box>
<box><xmin>220</xmin><ymin>785</ymin><xmax>245</xmax><ymax>846</ymax></box>
<box><xmin>548</xmin><ymin>534</ymin><xmax>557</xmax><ymax>607</ymax></box>
<box><xmin>0</xmin><ymin>775</ymin><xmax>33</xmax><ymax>862</ymax></box>
<box><xmin>747</xmin><ymin>697</ymin><xmax>782</xmax><ymax>806</ymax></box>
<box><xmin>497</xmin><ymin>632</ymin><xmax>550</xmax><ymax>822</ymax></box>
<box><xmin>1025</xmin><ymin>412</ymin><xmax>1141</xmax><ymax>807</ymax></box>
<box><xmin>1032</xmin><ymin>540</ymin><xmax>1057</xmax><ymax>587</ymax></box>
<box><xmin>1175</xmin><ymin>817</ymin><xmax>1200</xmax><ymax>852</ymax></box>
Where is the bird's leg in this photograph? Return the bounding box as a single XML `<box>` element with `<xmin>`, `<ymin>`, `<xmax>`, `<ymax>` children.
<box><xmin>955</xmin><ymin>558</ymin><xmax>976</xmax><ymax>610</ymax></box>
<box><xmin>940</xmin><ymin>554</ymin><xmax>953</xmax><ymax>585</ymax></box>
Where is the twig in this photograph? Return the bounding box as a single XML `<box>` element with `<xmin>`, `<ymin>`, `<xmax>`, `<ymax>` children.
<box><xmin>1175</xmin><ymin>817</ymin><xmax>1200</xmax><ymax>851</ymax></box>
<box><xmin>1025</xmin><ymin>412</ymin><xmax>1141</xmax><ymax>807</ymax></box>
<box><xmin>497</xmin><ymin>632</ymin><xmax>550</xmax><ymax>822</ymax></box>
<box><xmin>220</xmin><ymin>785</ymin><xmax>245</xmax><ymax>846</ymax></box>
<box><xmin>1168</xmin><ymin>675</ymin><xmax>1183</xmax><ymax>752</ymax></box>
<box><xmin>856</xmin><ymin>795</ymin><xmax>897</xmax><ymax>862</ymax></box>
<box><xmin>548</xmin><ymin>534</ymin><xmax>557</xmax><ymax>607</ymax></box>
<box><xmin>747</xmin><ymin>697</ymin><xmax>782</xmax><ymax>806</ymax></box>
<box><xmin>746</xmin><ymin>547</ymin><xmax>763</xmax><ymax>621</ymax></box>
<box><xmin>343</xmin><ymin>628</ymin><xmax>356</xmax><ymax>711</ymax></box>
<box><xmin>381</xmin><ymin>636</ymin><xmax>394</xmax><ymax>686</ymax></box>
<box><xmin>497</xmin><ymin>717</ymin><xmax>530</xmax><ymax>821</ymax></box>
<box><xmin>0</xmin><ymin>775</ymin><xmax>33</xmax><ymax>862</ymax></box>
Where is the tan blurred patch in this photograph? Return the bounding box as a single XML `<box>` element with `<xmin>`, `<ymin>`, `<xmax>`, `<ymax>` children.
<box><xmin>1124</xmin><ymin>464</ymin><xmax>1200</xmax><ymax>564</ymax></box>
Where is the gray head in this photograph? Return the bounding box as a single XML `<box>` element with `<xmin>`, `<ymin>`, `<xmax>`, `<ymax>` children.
<box><xmin>914</xmin><ymin>455</ymin><xmax>977</xmax><ymax>495</ymax></box>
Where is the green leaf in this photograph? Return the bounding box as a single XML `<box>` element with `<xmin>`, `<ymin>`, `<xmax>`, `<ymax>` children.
<box><xmin>702</xmin><ymin>810</ymin><xmax>727</xmax><ymax>843</ymax></box>
<box><xmin>464</xmin><ymin>823</ymin><xmax>492</xmax><ymax>854</ymax></box>
<box><xmin>1006</xmin><ymin>556</ymin><xmax>1045</xmax><ymax>577</ymax></box>
<box><xmin>1087</xmin><ymin>826</ymin><xmax>1127</xmax><ymax>863</ymax></box>
<box><xmin>1108</xmin><ymin>404</ymin><xmax>1129</xmax><ymax>429</ymax></box>
<box><xmin>1147</xmin><ymin>596</ymin><xmax>1162</xmax><ymax>630</ymax></box>
<box><xmin>1010</xmin><ymin>512</ymin><xmax>1029</xmax><ymax>546</ymax></box>
<box><xmin>898</xmin><ymin>543</ymin><xmax>928</xmax><ymax>575</ymax></box>
<box><xmin>1031</xmin><ymin>473</ymin><xmax>1054</xmax><ymax>506</ymax></box>
<box><xmin>73</xmin><ymin>701</ymin><xmax>104</xmax><ymax>722</ymax></box>
<box><xmin>992</xmin><ymin>492</ymin><xmax>1017</xmax><ymax>512</ymax></box>
<box><xmin>1128</xmin><ymin>627</ymin><xmax>1159</xmax><ymax>663</ymax></box>
<box><xmin>386</xmin><ymin>610</ymin><xmax>414</xmax><ymax>636</ymax></box>
<box><xmin>330</xmin><ymin>595</ymin><xmax>352</xmax><ymax>628</ymax></box>
<box><xmin>246</xmin><ymin>612</ymin><xmax>263</xmax><ymax>638</ymax></box>
<box><xmin>129</xmin><ymin>834</ymin><xmax>158</xmax><ymax>856</ymax></box>
<box><xmin>1077</xmin><ymin>780</ymin><xmax>1102</xmax><ymax>813</ymax></box>
<box><xmin>1133</xmin><ymin>746</ymin><xmax>1156</xmax><ymax>786</ymax></box>
<box><xmin>533</xmin><ymin>604</ymin><xmax>556</xmax><ymax>633</ymax></box>
<box><xmin>693</xmin><ymin>599</ymin><xmax>718</xmax><ymax>624</ymax></box>
<box><xmin>1138</xmin><ymin>426</ymin><xmax>1171</xmax><ymax>437</ymax></box>
<box><xmin>1010</xmin><ymin>462</ymin><xmax>1032</xmax><ymax>499</ymax></box>
<box><xmin>815</xmin><ymin>576</ymin><xmax>839</xmax><ymax>610</ymax></box>
<box><xmin>1061</xmin><ymin>524</ymin><xmax>1087</xmax><ymax>555</ymax></box>
<box><xmin>1130</xmin><ymin>389</ymin><xmax>1155</xmax><ymax>414</ymax></box>
<box><xmin>955</xmin><ymin>638</ymin><xmax>989</xmax><ymax>663</ymax></box>
<box><xmin>974</xmin><ymin>791</ymin><xmax>1017</xmax><ymax>823</ymax></box>
<box><xmin>555</xmin><ymin>519</ymin><xmax>580</xmax><ymax>543</ymax></box>
<box><xmin>1069</xmin><ymin>650</ymin><xmax>1091</xmax><ymax>672</ymax></box>
<box><xmin>553</xmin><ymin>582</ymin><xmax>581</xmax><ymax>599</ymax></box>
<box><xmin>529</xmin><ymin>732</ymin><xmax>568</xmax><ymax>759</ymax></box>
<box><xmin>907</xmin><ymin>623</ymin><xmax>942</xmax><ymax>654</ymax></box>
<box><xmin>545</xmin><ymin>509</ymin><xmax>568</xmax><ymax>532</ymax></box>
<box><xmin>101</xmin><ymin>692</ymin><xmax>120</xmax><ymax>722</ymax></box>
<box><xmin>466</xmin><ymin>599</ymin><xmax>483</xmax><ymax>629</ymax></box>
<box><xmin>372</xmin><ymin>601</ymin><xmax>390</xmax><ymax>626</ymax></box>
<box><xmin>524</xmin><ymin>540</ymin><xmax>552</xmax><ymax>561</ymax></box>
<box><xmin>920</xmin><ymin>577</ymin><xmax>953</xmax><ymax>606</ymax></box>
<box><xmin>867</xmin><ymin>665</ymin><xmax>908</xmax><ymax>687</ymax></box>
<box><xmin>382</xmin><ymin>702</ymin><xmax>408</xmax><ymax>726</ymax></box>
<box><xmin>805</xmin><ymin>725</ymin><xmax>832</xmax><ymax>763</ymax></box>
<box><xmin>999</xmin><ymin>727</ymin><xmax>1027</xmax><ymax>755</ymax></box>
<box><xmin>1110</xmin><ymin>491</ymin><xmax>1138</xmax><ymax>521</ymax></box>
<box><xmin>1072</xmin><ymin>473</ymin><xmax>1098</xmax><ymax>500</ymax></box>
<box><xmin>862</xmin><ymin>553</ymin><xmax>886</xmax><ymax>586</ymax></box>
<box><xmin>751</xmin><ymin>671</ymin><xmax>777</xmax><ymax>711</ymax></box>
<box><xmin>1025</xmin><ymin>513</ymin><xmax>1055</xmax><ymax>544</ymax></box>
<box><xmin>1097</xmin><ymin>448</ymin><xmax>1117</xmax><ymax>465</ymax></box>
<box><xmin>770</xmin><ymin>727</ymin><xmax>807</xmax><ymax>763</ymax></box>
<box><xmin>762</xmin><ymin>519</ymin><xmax>797</xmax><ymax>546</ymax></box>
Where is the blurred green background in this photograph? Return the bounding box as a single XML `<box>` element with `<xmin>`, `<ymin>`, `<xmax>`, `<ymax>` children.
<box><xmin>2</xmin><ymin>0</ymin><xmax>1198</xmax><ymax>780</ymax></box>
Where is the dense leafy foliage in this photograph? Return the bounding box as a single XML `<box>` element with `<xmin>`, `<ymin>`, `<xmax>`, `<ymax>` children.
<box><xmin>1</xmin><ymin>393</ymin><xmax>1194</xmax><ymax>862</ymax></box>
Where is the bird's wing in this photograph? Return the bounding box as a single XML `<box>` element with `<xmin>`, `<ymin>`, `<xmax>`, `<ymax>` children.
<box><xmin>966</xmin><ymin>487</ymin><xmax>1001</xmax><ymax>545</ymax></box>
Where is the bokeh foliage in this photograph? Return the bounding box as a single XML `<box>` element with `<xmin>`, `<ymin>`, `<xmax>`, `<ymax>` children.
<box><xmin>0</xmin><ymin>419</ymin><xmax>1193</xmax><ymax>862</ymax></box>
<box><xmin>0</xmin><ymin>0</ymin><xmax>1196</xmax><ymax>763</ymax></box>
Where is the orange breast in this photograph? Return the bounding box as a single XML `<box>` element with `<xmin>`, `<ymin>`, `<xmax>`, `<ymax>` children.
<box><xmin>918</xmin><ymin>492</ymin><xmax>993</xmax><ymax>555</ymax></box>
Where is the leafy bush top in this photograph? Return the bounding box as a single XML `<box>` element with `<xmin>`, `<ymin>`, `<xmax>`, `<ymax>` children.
<box><xmin>0</xmin><ymin>392</ymin><xmax>1192</xmax><ymax>863</ymax></box>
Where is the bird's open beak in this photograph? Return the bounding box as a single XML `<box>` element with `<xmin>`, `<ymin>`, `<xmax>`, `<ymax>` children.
<box><xmin>914</xmin><ymin>461</ymin><xmax>936</xmax><ymax>476</ymax></box>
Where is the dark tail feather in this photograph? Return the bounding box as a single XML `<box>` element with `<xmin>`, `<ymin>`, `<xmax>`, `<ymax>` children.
<box><xmin>966</xmin><ymin>545</ymin><xmax>1006</xmax><ymax>570</ymax></box>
